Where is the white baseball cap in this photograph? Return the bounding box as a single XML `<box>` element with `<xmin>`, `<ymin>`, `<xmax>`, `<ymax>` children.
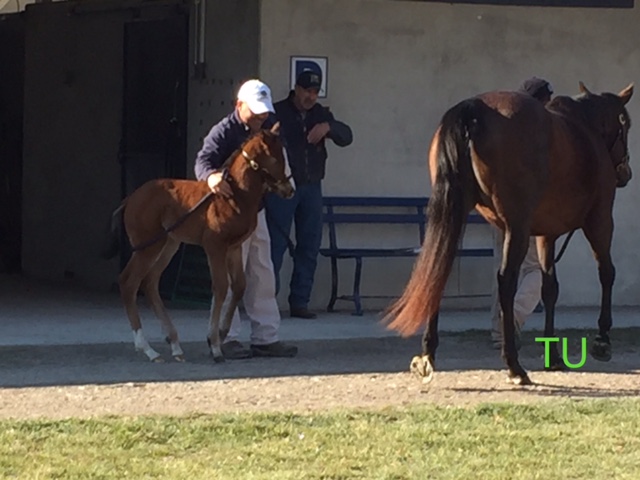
<box><xmin>237</xmin><ymin>79</ymin><xmax>275</xmax><ymax>114</ymax></box>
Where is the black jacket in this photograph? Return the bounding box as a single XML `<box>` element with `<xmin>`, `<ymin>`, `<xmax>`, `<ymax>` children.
<box><xmin>274</xmin><ymin>92</ymin><xmax>353</xmax><ymax>185</ymax></box>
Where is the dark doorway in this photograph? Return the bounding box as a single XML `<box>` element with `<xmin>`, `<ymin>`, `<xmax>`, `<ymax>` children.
<box><xmin>120</xmin><ymin>14</ymin><xmax>189</xmax><ymax>297</ymax></box>
<box><xmin>0</xmin><ymin>14</ymin><xmax>25</xmax><ymax>274</ymax></box>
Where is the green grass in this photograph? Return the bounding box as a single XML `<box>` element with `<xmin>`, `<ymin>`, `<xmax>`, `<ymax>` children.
<box><xmin>2</xmin><ymin>399</ymin><xmax>639</xmax><ymax>479</ymax></box>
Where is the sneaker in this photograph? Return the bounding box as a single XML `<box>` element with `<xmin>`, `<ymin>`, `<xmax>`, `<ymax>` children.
<box><xmin>290</xmin><ymin>307</ymin><xmax>317</xmax><ymax>319</ymax></box>
<box><xmin>251</xmin><ymin>341</ymin><xmax>298</xmax><ymax>358</ymax></box>
<box><xmin>221</xmin><ymin>341</ymin><xmax>252</xmax><ymax>360</ymax></box>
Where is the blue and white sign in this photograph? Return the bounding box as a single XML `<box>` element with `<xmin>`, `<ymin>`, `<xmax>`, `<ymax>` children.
<box><xmin>290</xmin><ymin>56</ymin><xmax>328</xmax><ymax>98</ymax></box>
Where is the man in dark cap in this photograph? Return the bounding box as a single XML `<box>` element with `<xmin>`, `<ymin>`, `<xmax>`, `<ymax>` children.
<box><xmin>266</xmin><ymin>70</ymin><xmax>353</xmax><ymax>319</ymax></box>
<box><xmin>519</xmin><ymin>76</ymin><xmax>554</xmax><ymax>104</ymax></box>
<box><xmin>491</xmin><ymin>77</ymin><xmax>553</xmax><ymax>349</ymax></box>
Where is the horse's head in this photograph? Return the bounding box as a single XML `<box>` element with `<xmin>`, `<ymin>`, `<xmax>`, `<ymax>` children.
<box><xmin>578</xmin><ymin>82</ymin><xmax>634</xmax><ymax>188</ymax></box>
<box><xmin>241</xmin><ymin>122</ymin><xmax>295</xmax><ymax>199</ymax></box>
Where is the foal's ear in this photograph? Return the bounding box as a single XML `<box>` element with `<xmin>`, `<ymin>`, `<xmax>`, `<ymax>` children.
<box><xmin>618</xmin><ymin>83</ymin><xmax>634</xmax><ymax>105</ymax></box>
<box><xmin>578</xmin><ymin>81</ymin><xmax>592</xmax><ymax>96</ymax></box>
<box><xmin>269</xmin><ymin>121</ymin><xmax>281</xmax><ymax>136</ymax></box>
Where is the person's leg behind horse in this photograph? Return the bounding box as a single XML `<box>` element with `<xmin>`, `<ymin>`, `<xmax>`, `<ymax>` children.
<box><xmin>513</xmin><ymin>236</ymin><xmax>542</xmax><ymax>328</ymax></box>
<box><xmin>264</xmin><ymin>191</ymin><xmax>298</xmax><ymax>294</ymax></box>
<box><xmin>535</xmin><ymin>234</ymin><xmax>562</xmax><ymax>369</ymax></box>
<box><xmin>289</xmin><ymin>181</ymin><xmax>323</xmax><ymax>318</ymax></box>
<box><xmin>140</xmin><ymin>238</ymin><xmax>184</xmax><ymax>360</ymax></box>
<box><xmin>243</xmin><ymin>210</ymin><xmax>298</xmax><ymax>357</ymax></box>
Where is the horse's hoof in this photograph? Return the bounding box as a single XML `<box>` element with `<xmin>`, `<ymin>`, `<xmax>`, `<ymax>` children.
<box><xmin>213</xmin><ymin>355</ymin><xmax>225</xmax><ymax>364</ymax></box>
<box><xmin>151</xmin><ymin>356</ymin><xmax>165</xmax><ymax>363</ymax></box>
<box><xmin>507</xmin><ymin>372</ymin><xmax>532</xmax><ymax>386</ymax></box>
<box><xmin>410</xmin><ymin>355</ymin><xmax>434</xmax><ymax>385</ymax></box>
<box><xmin>544</xmin><ymin>361</ymin><xmax>565</xmax><ymax>371</ymax></box>
<box><xmin>590</xmin><ymin>340</ymin><xmax>612</xmax><ymax>362</ymax></box>
<box><xmin>173</xmin><ymin>355</ymin><xmax>186</xmax><ymax>363</ymax></box>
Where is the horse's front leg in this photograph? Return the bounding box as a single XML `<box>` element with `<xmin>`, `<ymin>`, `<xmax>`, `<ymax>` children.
<box><xmin>582</xmin><ymin>219</ymin><xmax>614</xmax><ymax>362</ymax></box>
<box><xmin>537</xmin><ymin>235</ymin><xmax>563</xmax><ymax>370</ymax></box>
<box><xmin>205</xmin><ymin>243</ymin><xmax>229</xmax><ymax>363</ymax></box>
<box><xmin>410</xmin><ymin>312</ymin><xmax>438</xmax><ymax>386</ymax></box>
<box><xmin>220</xmin><ymin>246</ymin><xmax>245</xmax><ymax>342</ymax></box>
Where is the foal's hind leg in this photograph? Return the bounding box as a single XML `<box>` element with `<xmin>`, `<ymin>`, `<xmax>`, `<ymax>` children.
<box><xmin>582</xmin><ymin>216</ymin><xmax>615</xmax><ymax>362</ymax></box>
<box><xmin>499</xmin><ymin>227</ymin><xmax>532</xmax><ymax>385</ymax></box>
<box><xmin>536</xmin><ymin>235</ymin><xmax>563</xmax><ymax>370</ymax></box>
<box><xmin>410</xmin><ymin>312</ymin><xmax>439</xmax><ymax>386</ymax></box>
<box><xmin>119</xmin><ymin>244</ymin><xmax>166</xmax><ymax>362</ymax></box>
<box><xmin>219</xmin><ymin>246</ymin><xmax>245</xmax><ymax>342</ymax></box>
<box><xmin>141</xmin><ymin>238</ymin><xmax>184</xmax><ymax>361</ymax></box>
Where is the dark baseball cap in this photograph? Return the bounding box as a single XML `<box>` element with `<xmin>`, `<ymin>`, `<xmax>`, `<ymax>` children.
<box><xmin>296</xmin><ymin>70</ymin><xmax>322</xmax><ymax>90</ymax></box>
<box><xmin>519</xmin><ymin>77</ymin><xmax>553</xmax><ymax>97</ymax></box>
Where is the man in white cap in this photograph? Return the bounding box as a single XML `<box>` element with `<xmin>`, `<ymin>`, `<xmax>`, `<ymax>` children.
<box><xmin>194</xmin><ymin>79</ymin><xmax>298</xmax><ymax>359</ymax></box>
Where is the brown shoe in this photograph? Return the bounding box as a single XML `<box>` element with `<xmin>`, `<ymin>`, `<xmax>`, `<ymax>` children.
<box><xmin>251</xmin><ymin>341</ymin><xmax>298</xmax><ymax>358</ymax></box>
<box><xmin>221</xmin><ymin>341</ymin><xmax>253</xmax><ymax>359</ymax></box>
<box><xmin>290</xmin><ymin>307</ymin><xmax>317</xmax><ymax>319</ymax></box>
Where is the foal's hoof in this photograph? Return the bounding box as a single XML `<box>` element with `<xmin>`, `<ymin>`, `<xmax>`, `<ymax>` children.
<box><xmin>212</xmin><ymin>354</ymin><xmax>225</xmax><ymax>364</ymax></box>
<box><xmin>173</xmin><ymin>355</ymin><xmax>186</xmax><ymax>363</ymax></box>
<box><xmin>151</xmin><ymin>356</ymin><xmax>165</xmax><ymax>364</ymax></box>
<box><xmin>590</xmin><ymin>338</ymin><xmax>612</xmax><ymax>362</ymax></box>
<box><xmin>410</xmin><ymin>355</ymin><xmax>435</xmax><ymax>385</ymax></box>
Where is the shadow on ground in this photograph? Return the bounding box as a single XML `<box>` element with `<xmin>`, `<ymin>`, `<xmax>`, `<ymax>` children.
<box><xmin>1</xmin><ymin>328</ymin><xmax>638</xmax><ymax>389</ymax></box>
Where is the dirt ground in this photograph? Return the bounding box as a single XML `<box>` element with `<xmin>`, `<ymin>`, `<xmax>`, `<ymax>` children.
<box><xmin>1</xmin><ymin>330</ymin><xmax>638</xmax><ymax>420</ymax></box>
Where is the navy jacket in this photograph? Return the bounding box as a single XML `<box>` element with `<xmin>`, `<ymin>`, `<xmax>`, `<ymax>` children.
<box><xmin>194</xmin><ymin>110</ymin><xmax>275</xmax><ymax>181</ymax></box>
<box><xmin>274</xmin><ymin>92</ymin><xmax>353</xmax><ymax>185</ymax></box>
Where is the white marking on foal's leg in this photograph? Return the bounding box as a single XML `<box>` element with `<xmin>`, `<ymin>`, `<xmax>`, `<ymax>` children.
<box><xmin>170</xmin><ymin>341</ymin><xmax>185</xmax><ymax>361</ymax></box>
<box><xmin>133</xmin><ymin>329</ymin><xmax>162</xmax><ymax>362</ymax></box>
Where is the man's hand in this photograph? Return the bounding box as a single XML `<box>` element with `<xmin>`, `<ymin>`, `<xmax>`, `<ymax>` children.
<box><xmin>206</xmin><ymin>171</ymin><xmax>232</xmax><ymax>197</ymax></box>
<box><xmin>307</xmin><ymin>122</ymin><xmax>330</xmax><ymax>145</ymax></box>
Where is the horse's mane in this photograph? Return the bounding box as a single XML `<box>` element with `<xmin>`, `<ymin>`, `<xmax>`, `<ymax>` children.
<box><xmin>221</xmin><ymin>129</ymin><xmax>271</xmax><ymax>169</ymax></box>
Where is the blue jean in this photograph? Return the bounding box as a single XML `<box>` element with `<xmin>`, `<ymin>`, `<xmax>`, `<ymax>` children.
<box><xmin>264</xmin><ymin>182</ymin><xmax>323</xmax><ymax>310</ymax></box>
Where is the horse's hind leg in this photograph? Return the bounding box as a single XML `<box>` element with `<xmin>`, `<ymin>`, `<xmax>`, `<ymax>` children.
<box><xmin>499</xmin><ymin>227</ymin><xmax>532</xmax><ymax>385</ymax></box>
<box><xmin>410</xmin><ymin>312</ymin><xmax>439</xmax><ymax>386</ymax></box>
<box><xmin>219</xmin><ymin>246</ymin><xmax>245</xmax><ymax>342</ymax></box>
<box><xmin>582</xmin><ymin>215</ymin><xmax>615</xmax><ymax>362</ymax></box>
<box><xmin>119</xmin><ymin>245</ymin><xmax>165</xmax><ymax>362</ymax></box>
<box><xmin>141</xmin><ymin>238</ymin><xmax>184</xmax><ymax>361</ymax></box>
<box><xmin>536</xmin><ymin>235</ymin><xmax>563</xmax><ymax>370</ymax></box>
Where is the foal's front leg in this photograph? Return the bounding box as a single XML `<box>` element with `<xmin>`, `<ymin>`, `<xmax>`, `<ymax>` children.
<box><xmin>205</xmin><ymin>245</ymin><xmax>229</xmax><ymax>363</ymax></box>
<box><xmin>219</xmin><ymin>246</ymin><xmax>246</xmax><ymax>342</ymax></box>
<box><xmin>410</xmin><ymin>312</ymin><xmax>439</xmax><ymax>385</ymax></box>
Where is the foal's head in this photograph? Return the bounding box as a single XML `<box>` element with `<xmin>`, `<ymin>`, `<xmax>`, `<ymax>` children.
<box><xmin>240</xmin><ymin>122</ymin><xmax>295</xmax><ymax>198</ymax></box>
<box><xmin>577</xmin><ymin>82</ymin><xmax>634</xmax><ymax>187</ymax></box>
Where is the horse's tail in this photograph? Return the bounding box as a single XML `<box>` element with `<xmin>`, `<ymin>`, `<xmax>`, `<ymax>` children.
<box><xmin>384</xmin><ymin>99</ymin><xmax>482</xmax><ymax>336</ymax></box>
<box><xmin>100</xmin><ymin>201</ymin><xmax>126</xmax><ymax>260</ymax></box>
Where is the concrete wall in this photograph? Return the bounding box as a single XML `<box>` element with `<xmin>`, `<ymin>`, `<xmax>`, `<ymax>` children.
<box><xmin>259</xmin><ymin>0</ymin><xmax>640</xmax><ymax>310</ymax></box>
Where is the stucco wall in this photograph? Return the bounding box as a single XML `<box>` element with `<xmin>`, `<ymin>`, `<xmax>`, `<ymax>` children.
<box><xmin>259</xmin><ymin>0</ymin><xmax>640</xmax><ymax>310</ymax></box>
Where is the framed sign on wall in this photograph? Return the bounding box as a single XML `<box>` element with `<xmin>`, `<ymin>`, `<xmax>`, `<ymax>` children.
<box><xmin>290</xmin><ymin>56</ymin><xmax>328</xmax><ymax>98</ymax></box>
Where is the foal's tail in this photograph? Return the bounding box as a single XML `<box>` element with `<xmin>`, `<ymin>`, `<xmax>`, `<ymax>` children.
<box><xmin>100</xmin><ymin>202</ymin><xmax>126</xmax><ymax>260</ymax></box>
<box><xmin>384</xmin><ymin>99</ymin><xmax>482</xmax><ymax>336</ymax></box>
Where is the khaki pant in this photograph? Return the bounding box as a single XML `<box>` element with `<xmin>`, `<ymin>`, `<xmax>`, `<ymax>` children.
<box><xmin>222</xmin><ymin>210</ymin><xmax>281</xmax><ymax>346</ymax></box>
<box><xmin>490</xmin><ymin>230</ymin><xmax>542</xmax><ymax>340</ymax></box>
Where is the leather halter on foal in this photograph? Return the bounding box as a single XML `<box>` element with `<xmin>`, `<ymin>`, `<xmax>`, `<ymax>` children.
<box><xmin>130</xmin><ymin>147</ymin><xmax>289</xmax><ymax>252</ymax></box>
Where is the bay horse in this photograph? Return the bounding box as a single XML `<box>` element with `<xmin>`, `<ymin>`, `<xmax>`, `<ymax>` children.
<box><xmin>103</xmin><ymin>123</ymin><xmax>294</xmax><ymax>362</ymax></box>
<box><xmin>384</xmin><ymin>82</ymin><xmax>633</xmax><ymax>386</ymax></box>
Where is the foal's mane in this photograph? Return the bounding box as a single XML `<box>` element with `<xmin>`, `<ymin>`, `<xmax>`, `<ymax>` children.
<box><xmin>220</xmin><ymin>128</ymin><xmax>275</xmax><ymax>170</ymax></box>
